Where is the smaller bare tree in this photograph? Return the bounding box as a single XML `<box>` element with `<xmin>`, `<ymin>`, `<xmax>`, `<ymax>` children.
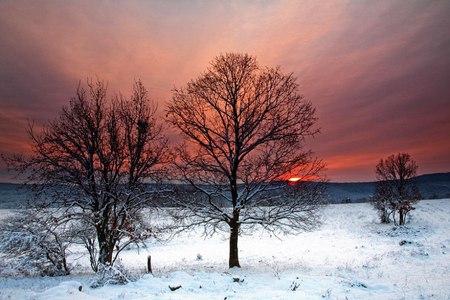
<box><xmin>3</xmin><ymin>79</ymin><xmax>170</xmax><ymax>271</ymax></box>
<box><xmin>372</xmin><ymin>153</ymin><xmax>421</xmax><ymax>225</ymax></box>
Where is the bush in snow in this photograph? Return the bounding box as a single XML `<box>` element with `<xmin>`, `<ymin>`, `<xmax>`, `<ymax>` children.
<box><xmin>89</xmin><ymin>261</ymin><xmax>136</xmax><ymax>288</ymax></box>
<box><xmin>0</xmin><ymin>208</ymin><xmax>71</xmax><ymax>277</ymax></box>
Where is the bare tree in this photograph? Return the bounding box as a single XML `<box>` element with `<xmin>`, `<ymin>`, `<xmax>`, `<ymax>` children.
<box><xmin>166</xmin><ymin>53</ymin><xmax>324</xmax><ymax>268</ymax></box>
<box><xmin>372</xmin><ymin>153</ymin><xmax>421</xmax><ymax>225</ymax></box>
<box><xmin>4</xmin><ymin>80</ymin><xmax>170</xmax><ymax>271</ymax></box>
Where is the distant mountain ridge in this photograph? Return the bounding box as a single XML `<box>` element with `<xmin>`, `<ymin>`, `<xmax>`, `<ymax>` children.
<box><xmin>324</xmin><ymin>172</ymin><xmax>450</xmax><ymax>203</ymax></box>
<box><xmin>0</xmin><ymin>172</ymin><xmax>449</xmax><ymax>208</ymax></box>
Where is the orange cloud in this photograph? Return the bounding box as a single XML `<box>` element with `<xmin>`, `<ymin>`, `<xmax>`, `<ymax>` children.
<box><xmin>1</xmin><ymin>1</ymin><xmax>449</xmax><ymax>182</ymax></box>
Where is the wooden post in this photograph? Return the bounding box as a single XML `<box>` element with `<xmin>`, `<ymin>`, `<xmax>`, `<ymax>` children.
<box><xmin>147</xmin><ymin>255</ymin><xmax>152</xmax><ymax>274</ymax></box>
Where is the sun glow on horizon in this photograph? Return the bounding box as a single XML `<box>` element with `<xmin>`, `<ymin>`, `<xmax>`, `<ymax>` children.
<box><xmin>288</xmin><ymin>177</ymin><xmax>302</xmax><ymax>182</ymax></box>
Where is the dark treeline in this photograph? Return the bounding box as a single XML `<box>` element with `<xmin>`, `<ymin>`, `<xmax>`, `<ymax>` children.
<box><xmin>1</xmin><ymin>172</ymin><xmax>449</xmax><ymax>209</ymax></box>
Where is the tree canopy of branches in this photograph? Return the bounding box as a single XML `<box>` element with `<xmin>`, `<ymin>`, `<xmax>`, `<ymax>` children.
<box><xmin>166</xmin><ymin>53</ymin><xmax>324</xmax><ymax>268</ymax></box>
<box><xmin>372</xmin><ymin>153</ymin><xmax>421</xmax><ymax>225</ymax></box>
<box><xmin>4</xmin><ymin>80</ymin><xmax>169</xmax><ymax>271</ymax></box>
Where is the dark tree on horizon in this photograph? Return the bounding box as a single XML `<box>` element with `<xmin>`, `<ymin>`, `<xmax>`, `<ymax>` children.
<box><xmin>166</xmin><ymin>53</ymin><xmax>324</xmax><ymax>268</ymax></box>
<box><xmin>372</xmin><ymin>153</ymin><xmax>421</xmax><ymax>225</ymax></box>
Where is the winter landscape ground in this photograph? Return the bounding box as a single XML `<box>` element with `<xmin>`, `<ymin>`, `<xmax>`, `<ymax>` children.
<box><xmin>0</xmin><ymin>199</ymin><xmax>449</xmax><ymax>300</ymax></box>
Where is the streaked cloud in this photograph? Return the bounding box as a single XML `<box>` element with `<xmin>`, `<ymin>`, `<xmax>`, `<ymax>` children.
<box><xmin>1</xmin><ymin>0</ymin><xmax>449</xmax><ymax>181</ymax></box>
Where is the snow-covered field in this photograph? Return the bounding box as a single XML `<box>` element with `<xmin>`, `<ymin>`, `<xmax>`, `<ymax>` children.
<box><xmin>1</xmin><ymin>200</ymin><xmax>449</xmax><ymax>299</ymax></box>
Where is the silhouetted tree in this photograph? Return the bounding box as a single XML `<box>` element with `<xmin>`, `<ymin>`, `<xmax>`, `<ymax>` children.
<box><xmin>4</xmin><ymin>80</ymin><xmax>170</xmax><ymax>271</ymax></box>
<box><xmin>166</xmin><ymin>53</ymin><xmax>324</xmax><ymax>268</ymax></box>
<box><xmin>372</xmin><ymin>153</ymin><xmax>421</xmax><ymax>225</ymax></box>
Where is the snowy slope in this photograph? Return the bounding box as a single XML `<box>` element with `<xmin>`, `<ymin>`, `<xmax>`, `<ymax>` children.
<box><xmin>0</xmin><ymin>199</ymin><xmax>449</xmax><ymax>299</ymax></box>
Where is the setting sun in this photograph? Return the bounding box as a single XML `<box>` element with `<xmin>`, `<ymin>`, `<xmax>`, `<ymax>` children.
<box><xmin>288</xmin><ymin>177</ymin><xmax>302</xmax><ymax>182</ymax></box>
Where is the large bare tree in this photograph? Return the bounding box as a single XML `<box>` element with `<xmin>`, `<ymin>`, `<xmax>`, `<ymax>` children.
<box><xmin>372</xmin><ymin>153</ymin><xmax>421</xmax><ymax>225</ymax></box>
<box><xmin>4</xmin><ymin>80</ymin><xmax>170</xmax><ymax>271</ymax></box>
<box><xmin>166</xmin><ymin>53</ymin><xmax>324</xmax><ymax>268</ymax></box>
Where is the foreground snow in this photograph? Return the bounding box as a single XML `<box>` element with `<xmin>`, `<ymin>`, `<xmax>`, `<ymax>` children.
<box><xmin>1</xmin><ymin>200</ymin><xmax>449</xmax><ymax>299</ymax></box>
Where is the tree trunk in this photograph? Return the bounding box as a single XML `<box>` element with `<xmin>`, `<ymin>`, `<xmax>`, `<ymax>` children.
<box><xmin>399</xmin><ymin>210</ymin><xmax>404</xmax><ymax>225</ymax></box>
<box><xmin>229</xmin><ymin>173</ymin><xmax>241</xmax><ymax>268</ymax></box>
<box><xmin>97</xmin><ymin>226</ymin><xmax>114</xmax><ymax>267</ymax></box>
<box><xmin>392</xmin><ymin>211</ymin><xmax>397</xmax><ymax>226</ymax></box>
<box><xmin>229</xmin><ymin>218</ymin><xmax>240</xmax><ymax>268</ymax></box>
<box><xmin>380</xmin><ymin>208</ymin><xmax>390</xmax><ymax>224</ymax></box>
<box><xmin>97</xmin><ymin>205</ymin><xmax>115</xmax><ymax>268</ymax></box>
<box><xmin>98</xmin><ymin>241</ymin><xmax>109</xmax><ymax>266</ymax></box>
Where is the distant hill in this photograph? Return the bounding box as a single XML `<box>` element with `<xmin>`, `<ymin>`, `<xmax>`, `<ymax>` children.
<box><xmin>415</xmin><ymin>172</ymin><xmax>450</xmax><ymax>199</ymax></box>
<box><xmin>0</xmin><ymin>172</ymin><xmax>449</xmax><ymax>208</ymax></box>
<box><xmin>324</xmin><ymin>172</ymin><xmax>450</xmax><ymax>203</ymax></box>
<box><xmin>323</xmin><ymin>182</ymin><xmax>375</xmax><ymax>203</ymax></box>
<box><xmin>0</xmin><ymin>183</ymin><xmax>30</xmax><ymax>209</ymax></box>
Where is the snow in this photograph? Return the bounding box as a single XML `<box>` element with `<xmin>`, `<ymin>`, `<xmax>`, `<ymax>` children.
<box><xmin>1</xmin><ymin>199</ymin><xmax>449</xmax><ymax>299</ymax></box>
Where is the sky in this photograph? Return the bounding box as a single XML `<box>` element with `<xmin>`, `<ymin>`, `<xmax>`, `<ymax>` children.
<box><xmin>1</xmin><ymin>0</ymin><xmax>449</xmax><ymax>182</ymax></box>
